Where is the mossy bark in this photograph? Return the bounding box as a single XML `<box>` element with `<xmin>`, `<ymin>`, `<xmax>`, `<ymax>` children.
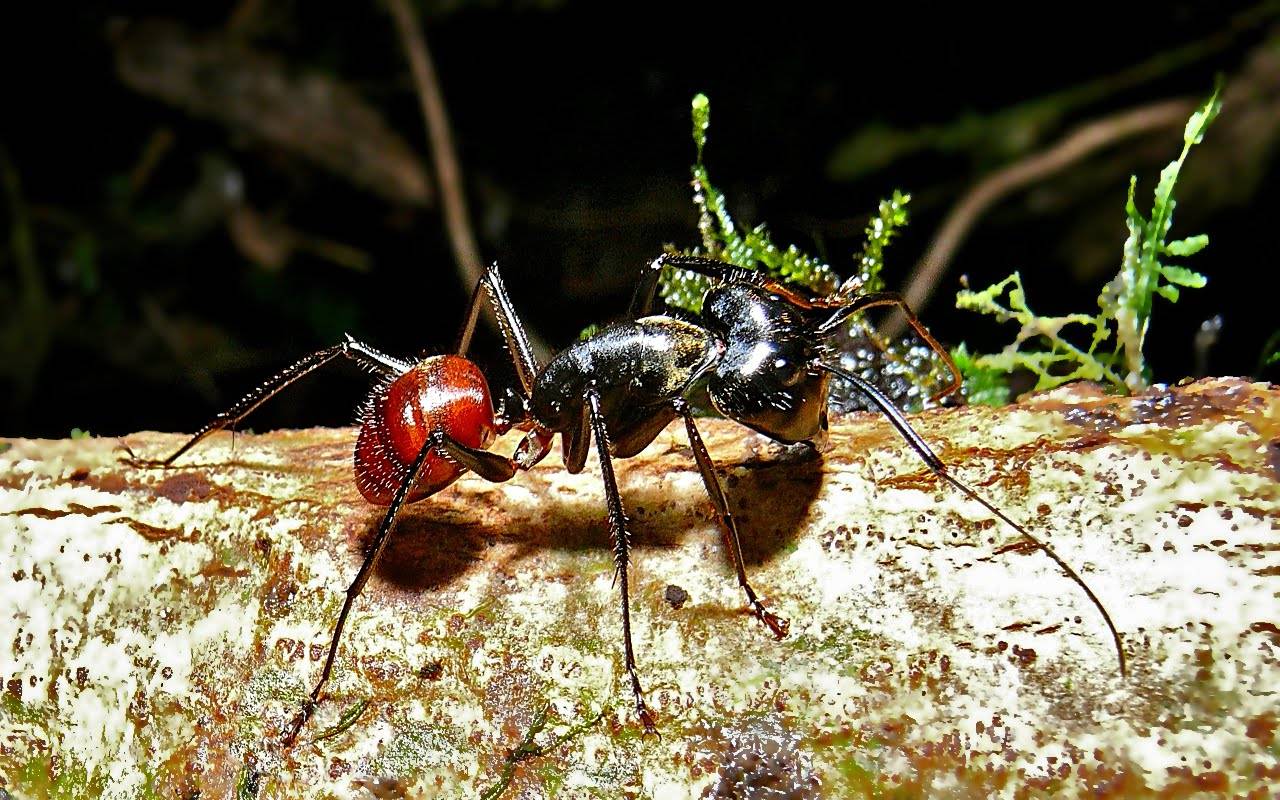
<box><xmin>2</xmin><ymin>378</ymin><xmax>1277</xmax><ymax>798</ymax></box>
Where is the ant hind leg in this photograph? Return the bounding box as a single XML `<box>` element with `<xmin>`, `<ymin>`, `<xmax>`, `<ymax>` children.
<box><xmin>281</xmin><ymin>432</ymin><xmax>438</xmax><ymax>747</ymax></box>
<box><xmin>123</xmin><ymin>336</ymin><xmax>410</xmax><ymax>468</ymax></box>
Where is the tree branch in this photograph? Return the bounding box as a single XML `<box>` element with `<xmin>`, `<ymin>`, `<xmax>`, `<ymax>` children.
<box><xmin>2</xmin><ymin>378</ymin><xmax>1275</xmax><ymax>796</ymax></box>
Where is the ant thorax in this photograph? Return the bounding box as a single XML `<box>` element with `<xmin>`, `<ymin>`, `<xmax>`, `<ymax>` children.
<box><xmin>528</xmin><ymin>317</ymin><xmax>719</xmax><ymax>429</ymax></box>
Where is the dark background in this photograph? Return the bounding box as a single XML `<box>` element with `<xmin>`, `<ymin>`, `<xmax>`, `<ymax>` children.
<box><xmin>3</xmin><ymin>2</ymin><xmax>1278</xmax><ymax>437</ymax></box>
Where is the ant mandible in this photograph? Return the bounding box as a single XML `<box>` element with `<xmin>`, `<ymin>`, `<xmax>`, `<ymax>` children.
<box><xmin>126</xmin><ymin>253</ymin><xmax>1126</xmax><ymax>744</ymax></box>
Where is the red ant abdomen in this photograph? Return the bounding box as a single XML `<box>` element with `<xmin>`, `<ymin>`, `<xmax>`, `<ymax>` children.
<box><xmin>354</xmin><ymin>355</ymin><xmax>497</xmax><ymax>505</ymax></box>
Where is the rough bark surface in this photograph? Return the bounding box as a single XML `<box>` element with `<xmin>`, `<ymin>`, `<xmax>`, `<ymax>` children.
<box><xmin>2</xmin><ymin>378</ymin><xmax>1278</xmax><ymax>798</ymax></box>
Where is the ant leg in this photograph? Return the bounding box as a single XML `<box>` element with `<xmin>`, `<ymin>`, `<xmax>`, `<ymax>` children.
<box><xmin>631</xmin><ymin>253</ymin><xmax>838</xmax><ymax>317</ymax></box>
<box><xmin>430</xmin><ymin>430</ymin><xmax>518</xmax><ymax>483</ymax></box>
<box><xmin>629</xmin><ymin>253</ymin><xmax>759</xmax><ymax>317</ymax></box>
<box><xmin>585</xmin><ymin>385</ymin><xmax>657</xmax><ymax>734</ymax></box>
<box><xmin>561</xmin><ymin>401</ymin><xmax>592</xmax><ymax>474</ymax></box>
<box><xmin>814</xmin><ymin>292</ymin><xmax>962</xmax><ymax>402</ymax></box>
<box><xmin>454</xmin><ymin>268</ymin><xmax>488</xmax><ymax>357</ymax></box>
<box><xmin>630</xmin><ymin>254</ymin><xmax>672</xmax><ymax>317</ymax></box>
<box><xmin>814</xmin><ymin>360</ymin><xmax>1127</xmax><ymax>677</ymax></box>
<box><xmin>673</xmin><ymin>399</ymin><xmax>789</xmax><ymax>639</ymax></box>
<box><xmin>281</xmin><ymin>434</ymin><xmax>438</xmax><ymax>746</ymax></box>
<box><xmin>465</xmin><ymin>263</ymin><xmax>540</xmax><ymax>398</ymax></box>
<box><xmin>629</xmin><ymin>254</ymin><xmax>671</xmax><ymax>317</ymax></box>
<box><xmin>124</xmin><ymin>335</ymin><xmax>410</xmax><ymax>468</ymax></box>
<box><xmin>454</xmin><ymin>262</ymin><xmax>539</xmax><ymax>404</ymax></box>
<box><xmin>343</xmin><ymin>335</ymin><xmax>414</xmax><ymax>375</ymax></box>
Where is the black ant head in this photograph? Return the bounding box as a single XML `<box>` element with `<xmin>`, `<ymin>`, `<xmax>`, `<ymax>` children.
<box><xmin>702</xmin><ymin>283</ymin><xmax>831</xmax><ymax>444</ymax></box>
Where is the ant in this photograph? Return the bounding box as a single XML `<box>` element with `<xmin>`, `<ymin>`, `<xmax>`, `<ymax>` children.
<box><xmin>125</xmin><ymin>253</ymin><xmax>1125</xmax><ymax>744</ymax></box>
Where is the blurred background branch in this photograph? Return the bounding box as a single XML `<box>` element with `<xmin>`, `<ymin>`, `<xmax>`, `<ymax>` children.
<box><xmin>889</xmin><ymin>98</ymin><xmax>1197</xmax><ymax>334</ymax></box>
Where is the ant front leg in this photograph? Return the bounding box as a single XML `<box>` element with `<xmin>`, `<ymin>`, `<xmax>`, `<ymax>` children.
<box><xmin>629</xmin><ymin>253</ymin><xmax>758</xmax><ymax>317</ymax></box>
<box><xmin>585</xmin><ymin>386</ymin><xmax>657</xmax><ymax>735</ymax></box>
<box><xmin>123</xmin><ymin>335</ymin><xmax>411</xmax><ymax>467</ymax></box>
<box><xmin>465</xmin><ymin>262</ymin><xmax>540</xmax><ymax>398</ymax></box>
<box><xmin>673</xmin><ymin>399</ymin><xmax>789</xmax><ymax>639</ymax></box>
<box><xmin>631</xmin><ymin>253</ymin><xmax>835</xmax><ymax>318</ymax></box>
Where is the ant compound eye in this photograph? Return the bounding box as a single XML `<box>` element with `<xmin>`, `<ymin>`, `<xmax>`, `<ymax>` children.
<box><xmin>775</xmin><ymin>357</ymin><xmax>807</xmax><ymax>387</ymax></box>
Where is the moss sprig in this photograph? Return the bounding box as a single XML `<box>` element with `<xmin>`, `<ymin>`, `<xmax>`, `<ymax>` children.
<box><xmin>661</xmin><ymin>94</ymin><xmax>838</xmax><ymax>314</ymax></box>
<box><xmin>955</xmin><ymin>82</ymin><xmax>1220</xmax><ymax>397</ymax></box>
<box><xmin>850</xmin><ymin>189</ymin><xmax>910</xmax><ymax>295</ymax></box>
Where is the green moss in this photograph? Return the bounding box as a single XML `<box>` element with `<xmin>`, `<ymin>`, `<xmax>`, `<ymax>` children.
<box><xmin>478</xmin><ymin>705</ymin><xmax>604</xmax><ymax>800</ymax></box>
<box><xmin>955</xmin><ymin>83</ymin><xmax>1220</xmax><ymax>398</ymax></box>
<box><xmin>236</xmin><ymin>764</ymin><xmax>262</xmax><ymax>800</ymax></box>
<box><xmin>241</xmin><ymin>665</ymin><xmax>307</xmax><ymax>710</ymax></box>
<box><xmin>3</xmin><ymin>694</ymin><xmax>48</xmax><ymax>725</ymax></box>
<box><xmin>368</xmin><ymin>717</ymin><xmax>464</xmax><ymax>778</ymax></box>
<box><xmin>949</xmin><ymin>343</ymin><xmax>1010</xmax><ymax>407</ymax></box>
<box><xmin>813</xmin><ymin>728</ymin><xmax>892</xmax><ymax>796</ymax></box>
<box><xmin>955</xmin><ymin>272</ymin><xmax>1123</xmax><ymax>391</ymax></box>
<box><xmin>1257</xmin><ymin>331</ymin><xmax>1280</xmax><ymax>373</ymax></box>
<box><xmin>660</xmin><ymin>94</ymin><xmax>838</xmax><ymax>314</ymax></box>
<box><xmin>219</xmin><ymin>545</ymin><xmax>243</xmax><ymax>568</ymax></box>
<box><xmin>791</xmin><ymin>627</ymin><xmax>874</xmax><ymax>672</ymax></box>
<box><xmin>12</xmin><ymin>752</ymin><xmax>108</xmax><ymax>800</ymax></box>
<box><xmin>852</xmin><ymin>190</ymin><xmax>911</xmax><ymax>295</ymax></box>
<box><xmin>306</xmin><ymin>698</ymin><xmax>369</xmax><ymax>746</ymax></box>
<box><xmin>833</xmin><ymin>754</ymin><xmax>888</xmax><ymax>797</ymax></box>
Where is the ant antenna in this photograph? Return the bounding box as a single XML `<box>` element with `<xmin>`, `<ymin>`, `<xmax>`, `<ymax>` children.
<box><xmin>815</xmin><ymin>361</ymin><xmax>1127</xmax><ymax>678</ymax></box>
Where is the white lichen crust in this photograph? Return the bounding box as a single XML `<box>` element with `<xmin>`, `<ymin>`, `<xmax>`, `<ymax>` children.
<box><xmin>1</xmin><ymin>378</ymin><xmax>1276</xmax><ymax>798</ymax></box>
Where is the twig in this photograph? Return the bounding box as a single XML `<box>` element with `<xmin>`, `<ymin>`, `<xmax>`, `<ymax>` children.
<box><xmin>888</xmin><ymin>98</ymin><xmax>1195</xmax><ymax>336</ymax></box>
<box><xmin>127</xmin><ymin>128</ymin><xmax>175</xmax><ymax>196</ymax></box>
<box><xmin>385</xmin><ymin>0</ymin><xmax>482</xmax><ymax>292</ymax></box>
<box><xmin>384</xmin><ymin>0</ymin><xmax>551</xmax><ymax>360</ymax></box>
<box><xmin>226</xmin><ymin>0</ymin><xmax>266</xmax><ymax>34</ymax></box>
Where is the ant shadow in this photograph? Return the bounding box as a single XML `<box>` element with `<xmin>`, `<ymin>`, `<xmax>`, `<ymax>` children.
<box><xmin>362</xmin><ymin>445</ymin><xmax>825</xmax><ymax>595</ymax></box>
